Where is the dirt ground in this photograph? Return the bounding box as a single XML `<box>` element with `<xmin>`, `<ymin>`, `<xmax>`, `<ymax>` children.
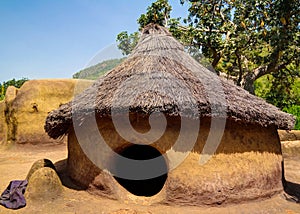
<box><xmin>0</xmin><ymin>142</ymin><xmax>299</xmax><ymax>214</ymax></box>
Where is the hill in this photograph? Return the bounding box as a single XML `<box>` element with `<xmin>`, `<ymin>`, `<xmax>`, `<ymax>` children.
<box><xmin>73</xmin><ymin>58</ymin><xmax>126</xmax><ymax>80</ymax></box>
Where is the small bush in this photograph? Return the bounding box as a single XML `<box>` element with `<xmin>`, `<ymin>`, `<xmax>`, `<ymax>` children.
<box><xmin>283</xmin><ymin>105</ymin><xmax>300</xmax><ymax>130</ymax></box>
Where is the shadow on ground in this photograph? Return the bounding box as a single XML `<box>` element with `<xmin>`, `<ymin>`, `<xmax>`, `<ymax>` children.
<box><xmin>54</xmin><ymin>159</ymin><xmax>86</xmax><ymax>191</ymax></box>
<box><xmin>283</xmin><ymin>180</ymin><xmax>300</xmax><ymax>203</ymax></box>
<box><xmin>281</xmin><ymin>160</ymin><xmax>300</xmax><ymax>203</ymax></box>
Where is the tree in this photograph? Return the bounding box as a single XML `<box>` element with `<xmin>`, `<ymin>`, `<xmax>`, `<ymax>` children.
<box><xmin>116</xmin><ymin>31</ymin><xmax>139</xmax><ymax>56</ymax></box>
<box><xmin>116</xmin><ymin>0</ymin><xmax>172</xmax><ymax>55</ymax></box>
<box><xmin>0</xmin><ymin>78</ymin><xmax>28</xmax><ymax>101</ymax></box>
<box><xmin>254</xmin><ymin>66</ymin><xmax>300</xmax><ymax>129</ymax></box>
<box><xmin>116</xmin><ymin>0</ymin><xmax>300</xmax><ymax>95</ymax></box>
<box><xmin>178</xmin><ymin>0</ymin><xmax>300</xmax><ymax>94</ymax></box>
<box><xmin>137</xmin><ymin>0</ymin><xmax>172</xmax><ymax>29</ymax></box>
<box><xmin>114</xmin><ymin>0</ymin><xmax>300</xmax><ymax>128</ymax></box>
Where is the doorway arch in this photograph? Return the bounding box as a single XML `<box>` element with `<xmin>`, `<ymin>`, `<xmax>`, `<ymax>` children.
<box><xmin>113</xmin><ymin>144</ymin><xmax>168</xmax><ymax>197</ymax></box>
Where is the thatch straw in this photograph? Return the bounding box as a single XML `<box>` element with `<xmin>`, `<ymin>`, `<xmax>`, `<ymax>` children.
<box><xmin>45</xmin><ymin>24</ymin><xmax>295</xmax><ymax>139</ymax></box>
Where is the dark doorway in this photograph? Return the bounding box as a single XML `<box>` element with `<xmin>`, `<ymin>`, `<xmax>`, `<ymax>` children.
<box><xmin>113</xmin><ymin>145</ymin><xmax>168</xmax><ymax>197</ymax></box>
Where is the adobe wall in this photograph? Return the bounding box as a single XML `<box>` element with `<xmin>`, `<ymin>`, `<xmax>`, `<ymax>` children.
<box><xmin>67</xmin><ymin>115</ymin><xmax>282</xmax><ymax>205</ymax></box>
<box><xmin>0</xmin><ymin>101</ymin><xmax>7</xmax><ymax>144</ymax></box>
<box><xmin>1</xmin><ymin>79</ymin><xmax>93</xmax><ymax>145</ymax></box>
<box><xmin>278</xmin><ymin>130</ymin><xmax>300</xmax><ymax>141</ymax></box>
<box><xmin>2</xmin><ymin>86</ymin><xmax>18</xmax><ymax>145</ymax></box>
<box><xmin>165</xmin><ymin>119</ymin><xmax>282</xmax><ymax>206</ymax></box>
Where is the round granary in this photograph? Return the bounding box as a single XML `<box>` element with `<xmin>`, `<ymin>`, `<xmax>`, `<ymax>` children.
<box><xmin>44</xmin><ymin>24</ymin><xmax>295</xmax><ymax>206</ymax></box>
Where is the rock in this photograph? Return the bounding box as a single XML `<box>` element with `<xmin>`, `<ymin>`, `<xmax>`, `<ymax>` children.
<box><xmin>25</xmin><ymin>167</ymin><xmax>63</xmax><ymax>201</ymax></box>
<box><xmin>26</xmin><ymin>159</ymin><xmax>56</xmax><ymax>181</ymax></box>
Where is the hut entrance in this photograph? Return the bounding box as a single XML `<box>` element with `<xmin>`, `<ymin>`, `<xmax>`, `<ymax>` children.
<box><xmin>113</xmin><ymin>145</ymin><xmax>168</xmax><ymax>197</ymax></box>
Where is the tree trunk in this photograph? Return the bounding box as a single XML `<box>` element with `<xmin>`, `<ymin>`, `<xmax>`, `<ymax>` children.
<box><xmin>240</xmin><ymin>72</ymin><xmax>256</xmax><ymax>95</ymax></box>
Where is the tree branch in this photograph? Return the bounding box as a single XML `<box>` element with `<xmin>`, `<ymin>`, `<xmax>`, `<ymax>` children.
<box><xmin>235</xmin><ymin>49</ymin><xmax>244</xmax><ymax>86</ymax></box>
<box><xmin>177</xmin><ymin>25</ymin><xmax>227</xmax><ymax>34</ymax></box>
<box><xmin>206</xmin><ymin>40</ymin><xmax>222</xmax><ymax>69</ymax></box>
<box><xmin>252</xmin><ymin>60</ymin><xmax>291</xmax><ymax>80</ymax></box>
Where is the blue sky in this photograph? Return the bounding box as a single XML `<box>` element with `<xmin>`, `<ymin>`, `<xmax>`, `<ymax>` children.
<box><xmin>0</xmin><ymin>0</ymin><xmax>188</xmax><ymax>82</ymax></box>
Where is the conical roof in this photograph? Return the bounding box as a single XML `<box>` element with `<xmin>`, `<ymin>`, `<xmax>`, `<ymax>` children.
<box><xmin>45</xmin><ymin>24</ymin><xmax>295</xmax><ymax>139</ymax></box>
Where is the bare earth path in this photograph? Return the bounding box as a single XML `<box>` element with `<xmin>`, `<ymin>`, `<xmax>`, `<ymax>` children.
<box><xmin>0</xmin><ymin>143</ymin><xmax>299</xmax><ymax>214</ymax></box>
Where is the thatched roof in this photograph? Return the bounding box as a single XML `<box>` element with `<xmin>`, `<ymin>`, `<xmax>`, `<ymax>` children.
<box><xmin>45</xmin><ymin>24</ymin><xmax>295</xmax><ymax>139</ymax></box>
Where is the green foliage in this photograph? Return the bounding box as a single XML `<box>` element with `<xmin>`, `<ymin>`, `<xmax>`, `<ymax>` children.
<box><xmin>283</xmin><ymin>105</ymin><xmax>300</xmax><ymax>130</ymax></box>
<box><xmin>254</xmin><ymin>75</ymin><xmax>272</xmax><ymax>99</ymax></box>
<box><xmin>0</xmin><ymin>78</ymin><xmax>28</xmax><ymax>101</ymax></box>
<box><xmin>137</xmin><ymin>0</ymin><xmax>172</xmax><ymax>29</ymax></box>
<box><xmin>116</xmin><ymin>32</ymin><xmax>139</xmax><ymax>56</ymax></box>
<box><xmin>178</xmin><ymin>0</ymin><xmax>300</xmax><ymax>93</ymax></box>
<box><xmin>182</xmin><ymin>0</ymin><xmax>300</xmax><ymax>127</ymax></box>
<box><xmin>116</xmin><ymin>0</ymin><xmax>172</xmax><ymax>56</ymax></box>
<box><xmin>117</xmin><ymin>0</ymin><xmax>181</xmax><ymax>56</ymax></box>
<box><xmin>115</xmin><ymin>0</ymin><xmax>300</xmax><ymax>126</ymax></box>
<box><xmin>255</xmin><ymin>65</ymin><xmax>300</xmax><ymax>108</ymax></box>
<box><xmin>117</xmin><ymin>0</ymin><xmax>300</xmax><ymax>92</ymax></box>
<box><xmin>73</xmin><ymin>58</ymin><xmax>126</xmax><ymax>80</ymax></box>
<box><xmin>266</xmin><ymin>69</ymin><xmax>299</xmax><ymax>109</ymax></box>
<box><xmin>255</xmin><ymin>66</ymin><xmax>300</xmax><ymax>129</ymax></box>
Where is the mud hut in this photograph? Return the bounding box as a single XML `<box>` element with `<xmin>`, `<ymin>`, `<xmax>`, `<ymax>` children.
<box><xmin>45</xmin><ymin>24</ymin><xmax>295</xmax><ymax>206</ymax></box>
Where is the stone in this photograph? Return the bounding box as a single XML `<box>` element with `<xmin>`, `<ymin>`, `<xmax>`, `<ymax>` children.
<box><xmin>26</xmin><ymin>159</ymin><xmax>56</xmax><ymax>181</ymax></box>
<box><xmin>25</xmin><ymin>167</ymin><xmax>63</xmax><ymax>201</ymax></box>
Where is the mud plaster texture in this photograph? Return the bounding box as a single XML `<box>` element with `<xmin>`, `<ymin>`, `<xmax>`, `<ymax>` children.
<box><xmin>0</xmin><ymin>100</ymin><xmax>7</xmax><ymax>143</ymax></box>
<box><xmin>0</xmin><ymin>79</ymin><xmax>93</xmax><ymax>145</ymax></box>
<box><xmin>1</xmin><ymin>86</ymin><xmax>18</xmax><ymax>145</ymax></box>
<box><xmin>278</xmin><ymin>130</ymin><xmax>300</xmax><ymax>141</ymax></box>
<box><xmin>67</xmin><ymin>115</ymin><xmax>283</xmax><ymax>206</ymax></box>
